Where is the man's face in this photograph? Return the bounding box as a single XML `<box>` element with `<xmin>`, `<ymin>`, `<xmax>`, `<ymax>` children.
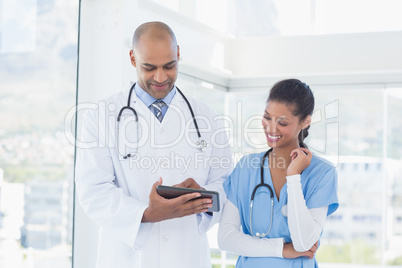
<box><xmin>130</xmin><ymin>35</ymin><xmax>180</xmax><ymax>100</ymax></box>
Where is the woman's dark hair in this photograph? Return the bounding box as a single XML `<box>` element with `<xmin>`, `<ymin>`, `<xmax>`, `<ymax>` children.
<box><xmin>267</xmin><ymin>79</ymin><xmax>314</xmax><ymax>148</ymax></box>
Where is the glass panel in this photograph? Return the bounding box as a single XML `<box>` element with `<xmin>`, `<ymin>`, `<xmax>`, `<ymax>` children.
<box><xmin>387</xmin><ymin>88</ymin><xmax>402</xmax><ymax>159</ymax></box>
<box><xmin>228</xmin><ymin>0</ymin><xmax>313</xmax><ymax>36</ymax></box>
<box><xmin>386</xmin><ymin>87</ymin><xmax>402</xmax><ymax>266</ymax></box>
<box><xmin>226</xmin><ymin>91</ymin><xmax>267</xmax><ymax>157</ymax></box>
<box><xmin>313</xmin><ymin>88</ymin><xmax>383</xmax><ymax>158</ymax></box>
<box><xmin>148</xmin><ymin>0</ymin><xmax>228</xmax><ymax>32</ymax></box>
<box><xmin>176</xmin><ymin>74</ymin><xmax>227</xmax><ymax>115</ymax></box>
<box><xmin>313</xmin><ymin>87</ymin><xmax>384</xmax><ymax>265</ymax></box>
<box><xmin>0</xmin><ymin>1</ymin><xmax>78</xmax><ymax>267</ymax></box>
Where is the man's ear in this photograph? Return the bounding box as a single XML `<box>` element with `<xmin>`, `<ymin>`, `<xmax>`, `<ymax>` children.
<box><xmin>177</xmin><ymin>45</ymin><xmax>180</xmax><ymax>61</ymax></box>
<box><xmin>129</xmin><ymin>50</ymin><xmax>136</xmax><ymax>67</ymax></box>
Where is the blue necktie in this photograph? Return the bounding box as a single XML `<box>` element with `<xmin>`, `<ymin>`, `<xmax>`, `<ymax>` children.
<box><xmin>150</xmin><ymin>101</ymin><xmax>166</xmax><ymax>122</ymax></box>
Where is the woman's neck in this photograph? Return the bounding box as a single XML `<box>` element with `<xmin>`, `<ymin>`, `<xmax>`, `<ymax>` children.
<box><xmin>270</xmin><ymin>143</ymin><xmax>300</xmax><ymax>170</ymax></box>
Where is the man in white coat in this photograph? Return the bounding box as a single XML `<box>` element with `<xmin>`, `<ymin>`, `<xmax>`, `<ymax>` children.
<box><xmin>75</xmin><ymin>21</ymin><xmax>232</xmax><ymax>268</ymax></box>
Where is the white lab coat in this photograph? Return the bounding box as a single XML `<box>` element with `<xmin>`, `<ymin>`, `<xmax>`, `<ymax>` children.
<box><xmin>75</xmin><ymin>82</ymin><xmax>232</xmax><ymax>268</ymax></box>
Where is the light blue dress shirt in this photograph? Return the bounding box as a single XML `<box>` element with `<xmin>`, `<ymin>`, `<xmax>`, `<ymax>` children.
<box><xmin>134</xmin><ymin>83</ymin><xmax>176</xmax><ymax>118</ymax></box>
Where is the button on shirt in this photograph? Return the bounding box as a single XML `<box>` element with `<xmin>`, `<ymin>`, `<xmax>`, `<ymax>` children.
<box><xmin>134</xmin><ymin>83</ymin><xmax>176</xmax><ymax>118</ymax></box>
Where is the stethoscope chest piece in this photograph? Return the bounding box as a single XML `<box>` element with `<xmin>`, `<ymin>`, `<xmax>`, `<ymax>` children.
<box><xmin>196</xmin><ymin>139</ymin><xmax>208</xmax><ymax>152</ymax></box>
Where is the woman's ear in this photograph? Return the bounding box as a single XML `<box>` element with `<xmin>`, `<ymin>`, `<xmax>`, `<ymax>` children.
<box><xmin>302</xmin><ymin>115</ymin><xmax>312</xmax><ymax>129</ymax></box>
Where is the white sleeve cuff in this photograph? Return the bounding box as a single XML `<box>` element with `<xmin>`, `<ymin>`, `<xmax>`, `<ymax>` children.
<box><xmin>133</xmin><ymin>221</ymin><xmax>154</xmax><ymax>250</ymax></box>
<box><xmin>286</xmin><ymin>174</ymin><xmax>301</xmax><ymax>183</ymax></box>
<box><xmin>197</xmin><ymin>212</ymin><xmax>213</xmax><ymax>234</ymax></box>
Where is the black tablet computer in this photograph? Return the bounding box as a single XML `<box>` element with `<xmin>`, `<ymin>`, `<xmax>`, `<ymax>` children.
<box><xmin>156</xmin><ymin>185</ymin><xmax>220</xmax><ymax>212</ymax></box>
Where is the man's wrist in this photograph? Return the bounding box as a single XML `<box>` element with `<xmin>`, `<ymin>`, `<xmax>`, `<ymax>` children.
<box><xmin>141</xmin><ymin>208</ymin><xmax>153</xmax><ymax>223</ymax></box>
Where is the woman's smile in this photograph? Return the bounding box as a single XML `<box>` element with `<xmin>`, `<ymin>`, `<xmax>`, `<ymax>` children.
<box><xmin>267</xmin><ymin>133</ymin><xmax>282</xmax><ymax>142</ymax></box>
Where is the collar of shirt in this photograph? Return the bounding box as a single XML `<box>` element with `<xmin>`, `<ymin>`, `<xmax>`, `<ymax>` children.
<box><xmin>134</xmin><ymin>83</ymin><xmax>177</xmax><ymax>108</ymax></box>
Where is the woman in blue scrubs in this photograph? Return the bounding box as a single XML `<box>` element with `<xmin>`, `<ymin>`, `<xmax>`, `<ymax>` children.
<box><xmin>218</xmin><ymin>79</ymin><xmax>339</xmax><ymax>267</ymax></box>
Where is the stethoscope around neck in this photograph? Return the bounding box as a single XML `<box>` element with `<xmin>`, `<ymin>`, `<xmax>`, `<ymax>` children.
<box><xmin>249</xmin><ymin>149</ymin><xmax>274</xmax><ymax>238</ymax></box>
<box><xmin>116</xmin><ymin>83</ymin><xmax>208</xmax><ymax>159</ymax></box>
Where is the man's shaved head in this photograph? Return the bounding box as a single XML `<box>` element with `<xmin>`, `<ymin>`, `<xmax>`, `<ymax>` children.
<box><xmin>129</xmin><ymin>21</ymin><xmax>180</xmax><ymax>99</ymax></box>
<box><xmin>132</xmin><ymin>21</ymin><xmax>177</xmax><ymax>50</ymax></box>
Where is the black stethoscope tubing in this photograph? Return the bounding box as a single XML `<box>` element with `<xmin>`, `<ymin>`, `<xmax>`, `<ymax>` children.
<box><xmin>177</xmin><ymin>87</ymin><xmax>201</xmax><ymax>140</ymax></box>
<box><xmin>117</xmin><ymin>84</ymin><xmax>138</xmax><ymax>122</ymax></box>
<box><xmin>249</xmin><ymin>149</ymin><xmax>275</xmax><ymax>238</ymax></box>
<box><xmin>251</xmin><ymin>150</ymin><xmax>274</xmax><ymax>200</ymax></box>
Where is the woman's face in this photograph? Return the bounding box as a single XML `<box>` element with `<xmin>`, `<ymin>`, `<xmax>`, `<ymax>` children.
<box><xmin>262</xmin><ymin>101</ymin><xmax>306</xmax><ymax>149</ymax></box>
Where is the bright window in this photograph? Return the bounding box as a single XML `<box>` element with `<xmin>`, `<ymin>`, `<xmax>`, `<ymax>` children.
<box><xmin>0</xmin><ymin>1</ymin><xmax>78</xmax><ymax>267</ymax></box>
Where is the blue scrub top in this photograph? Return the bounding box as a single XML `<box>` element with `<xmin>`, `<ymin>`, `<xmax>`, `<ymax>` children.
<box><xmin>223</xmin><ymin>151</ymin><xmax>339</xmax><ymax>268</ymax></box>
